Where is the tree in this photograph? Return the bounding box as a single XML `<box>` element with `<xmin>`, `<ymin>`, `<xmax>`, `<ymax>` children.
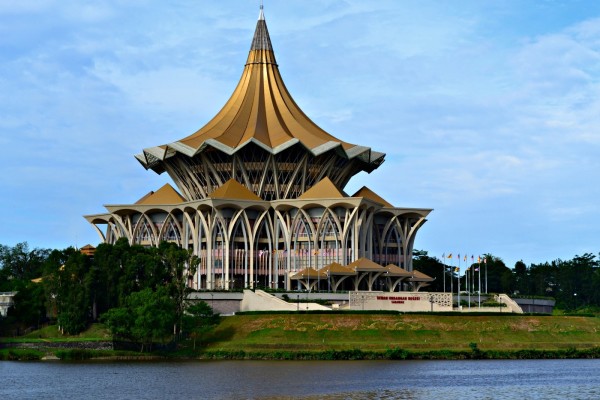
<box><xmin>158</xmin><ymin>242</ymin><xmax>199</xmax><ymax>337</ymax></box>
<box><xmin>100</xmin><ymin>306</ymin><xmax>133</xmax><ymax>341</ymax></box>
<box><xmin>0</xmin><ymin>243</ymin><xmax>50</xmax><ymax>291</ymax></box>
<box><xmin>182</xmin><ymin>301</ymin><xmax>220</xmax><ymax>349</ymax></box>
<box><xmin>46</xmin><ymin>248</ymin><xmax>93</xmax><ymax>334</ymax></box>
<box><xmin>513</xmin><ymin>260</ymin><xmax>529</xmax><ymax>296</ymax></box>
<box><xmin>9</xmin><ymin>281</ymin><xmax>46</xmax><ymax>330</ymax></box>
<box><xmin>102</xmin><ymin>287</ymin><xmax>175</xmax><ymax>352</ymax></box>
<box><xmin>412</xmin><ymin>250</ymin><xmax>445</xmax><ymax>292</ymax></box>
<box><xmin>482</xmin><ymin>254</ymin><xmax>512</xmax><ymax>293</ymax></box>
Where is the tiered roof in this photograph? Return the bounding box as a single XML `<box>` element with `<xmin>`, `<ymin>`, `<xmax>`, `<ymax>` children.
<box><xmin>136</xmin><ymin>7</ymin><xmax>384</xmax><ymax>174</ymax></box>
<box><xmin>135</xmin><ymin>184</ymin><xmax>185</xmax><ymax>205</ymax></box>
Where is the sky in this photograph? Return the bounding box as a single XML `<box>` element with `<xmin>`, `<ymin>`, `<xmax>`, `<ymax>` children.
<box><xmin>1</xmin><ymin>0</ymin><xmax>600</xmax><ymax>268</ymax></box>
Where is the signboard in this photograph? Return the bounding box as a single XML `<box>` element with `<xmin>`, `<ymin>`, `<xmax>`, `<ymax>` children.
<box><xmin>349</xmin><ymin>291</ymin><xmax>452</xmax><ymax>312</ymax></box>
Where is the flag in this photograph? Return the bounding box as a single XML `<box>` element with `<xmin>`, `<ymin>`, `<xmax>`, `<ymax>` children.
<box><xmin>442</xmin><ymin>253</ymin><xmax>445</xmax><ymax>259</ymax></box>
<box><xmin>471</xmin><ymin>255</ymin><xmax>474</xmax><ymax>261</ymax></box>
<box><xmin>454</xmin><ymin>267</ymin><xmax>459</xmax><ymax>272</ymax></box>
<box><xmin>475</xmin><ymin>267</ymin><xmax>479</xmax><ymax>272</ymax></box>
<box><xmin>463</xmin><ymin>255</ymin><xmax>467</xmax><ymax>262</ymax></box>
<box><xmin>477</xmin><ymin>256</ymin><xmax>481</xmax><ymax>263</ymax></box>
<box><xmin>484</xmin><ymin>257</ymin><xmax>487</xmax><ymax>264</ymax></box>
<box><xmin>457</xmin><ymin>253</ymin><xmax>460</xmax><ymax>260</ymax></box>
<box><xmin>447</xmin><ymin>253</ymin><xmax>453</xmax><ymax>259</ymax></box>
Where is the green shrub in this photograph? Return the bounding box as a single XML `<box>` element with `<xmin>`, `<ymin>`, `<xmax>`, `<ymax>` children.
<box><xmin>0</xmin><ymin>349</ymin><xmax>43</xmax><ymax>360</ymax></box>
<box><xmin>386</xmin><ymin>347</ymin><xmax>410</xmax><ymax>360</ymax></box>
<box><xmin>55</xmin><ymin>349</ymin><xmax>96</xmax><ymax>360</ymax></box>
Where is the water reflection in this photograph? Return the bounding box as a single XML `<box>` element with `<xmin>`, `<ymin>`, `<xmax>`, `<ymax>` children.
<box><xmin>1</xmin><ymin>359</ymin><xmax>599</xmax><ymax>400</ymax></box>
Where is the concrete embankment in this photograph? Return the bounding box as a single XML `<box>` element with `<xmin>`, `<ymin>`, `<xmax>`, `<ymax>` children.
<box><xmin>1</xmin><ymin>341</ymin><xmax>114</xmax><ymax>351</ymax></box>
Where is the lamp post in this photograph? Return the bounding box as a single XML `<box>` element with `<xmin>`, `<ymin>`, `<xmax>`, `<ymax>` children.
<box><xmin>306</xmin><ymin>285</ymin><xmax>309</xmax><ymax>311</ymax></box>
<box><xmin>574</xmin><ymin>292</ymin><xmax>577</xmax><ymax>311</ymax></box>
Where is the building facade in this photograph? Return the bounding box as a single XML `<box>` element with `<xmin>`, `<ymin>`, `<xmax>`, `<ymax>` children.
<box><xmin>85</xmin><ymin>8</ymin><xmax>432</xmax><ymax>291</ymax></box>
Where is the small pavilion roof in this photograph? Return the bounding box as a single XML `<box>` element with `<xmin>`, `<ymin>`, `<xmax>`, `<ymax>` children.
<box><xmin>136</xmin><ymin>7</ymin><xmax>384</xmax><ymax>173</ymax></box>
<box><xmin>135</xmin><ymin>183</ymin><xmax>185</xmax><ymax>205</ymax></box>
<box><xmin>298</xmin><ymin>177</ymin><xmax>346</xmax><ymax>200</ymax></box>
<box><xmin>346</xmin><ymin>258</ymin><xmax>385</xmax><ymax>272</ymax></box>
<box><xmin>290</xmin><ymin>267</ymin><xmax>326</xmax><ymax>280</ymax></box>
<box><xmin>319</xmin><ymin>262</ymin><xmax>356</xmax><ymax>276</ymax></box>
<box><xmin>384</xmin><ymin>264</ymin><xmax>412</xmax><ymax>277</ymax></box>
<box><xmin>352</xmin><ymin>186</ymin><xmax>393</xmax><ymax>207</ymax></box>
<box><xmin>409</xmin><ymin>270</ymin><xmax>435</xmax><ymax>282</ymax></box>
<box><xmin>209</xmin><ymin>179</ymin><xmax>263</xmax><ymax>201</ymax></box>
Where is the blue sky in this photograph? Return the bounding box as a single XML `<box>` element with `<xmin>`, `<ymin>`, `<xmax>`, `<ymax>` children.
<box><xmin>2</xmin><ymin>0</ymin><xmax>600</xmax><ymax>268</ymax></box>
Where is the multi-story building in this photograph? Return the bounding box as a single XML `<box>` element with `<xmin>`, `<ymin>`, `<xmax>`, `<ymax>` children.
<box><xmin>85</xmin><ymin>7</ymin><xmax>432</xmax><ymax>292</ymax></box>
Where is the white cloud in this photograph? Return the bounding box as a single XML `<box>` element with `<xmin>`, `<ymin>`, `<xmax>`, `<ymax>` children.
<box><xmin>2</xmin><ymin>0</ymin><xmax>600</xmax><ymax>268</ymax></box>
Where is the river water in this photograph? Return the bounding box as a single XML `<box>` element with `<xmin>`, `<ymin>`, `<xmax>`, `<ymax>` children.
<box><xmin>1</xmin><ymin>359</ymin><xmax>599</xmax><ymax>399</ymax></box>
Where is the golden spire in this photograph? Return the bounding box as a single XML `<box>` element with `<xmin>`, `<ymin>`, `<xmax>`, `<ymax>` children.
<box><xmin>138</xmin><ymin>6</ymin><xmax>384</xmax><ymax>174</ymax></box>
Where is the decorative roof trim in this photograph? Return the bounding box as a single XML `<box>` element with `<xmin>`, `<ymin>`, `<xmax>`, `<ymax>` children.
<box><xmin>139</xmin><ymin>8</ymin><xmax>385</xmax><ymax>173</ymax></box>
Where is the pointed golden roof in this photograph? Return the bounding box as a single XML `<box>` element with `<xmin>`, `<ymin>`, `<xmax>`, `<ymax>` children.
<box><xmin>298</xmin><ymin>177</ymin><xmax>346</xmax><ymax>200</ymax></box>
<box><xmin>353</xmin><ymin>186</ymin><xmax>393</xmax><ymax>207</ymax></box>
<box><xmin>384</xmin><ymin>264</ymin><xmax>412</xmax><ymax>277</ymax></box>
<box><xmin>409</xmin><ymin>270</ymin><xmax>435</xmax><ymax>282</ymax></box>
<box><xmin>135</xmin><ymin>184</ymin><xmax>185</xmax><ymax>205</ymax></box>
<box><xmin>136</xmin><ymin>8</ymin><xmax>384</xmax><ymax>172</ymax></box>
<box><xmin>346</xmin><ymin>257</ymin><xmax>385</xmax><ymax>271</ymax></box>
<box><xmin>319</xmin><ymin>262</ymin><xmax>356</xmax><ymax>276</ymax></box>
<box><xmin>209</xmin><ymin>179</ymin><xmax>262</xmax><ymax>201</ymax></box>
<box><xmin>80</xmin><ymin>244</ymin><xmax>96</xmax><ymax>257</ymax></box>
<box><xmin>290</xmin><ymin>267</ymin><xmax>326</xmax><ymax>279</ymax></box>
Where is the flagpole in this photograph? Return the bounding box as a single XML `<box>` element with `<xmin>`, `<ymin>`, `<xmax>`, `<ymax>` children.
<box><xmin>317</xmin><ymin>248</ymin><xmax>320</xmax><ymax>292</ymax></box>
<box><xmin>457</xmin><ymin>254</ymin><xmax>461</xmax><ymax>310</ymax></box>
<box><xmin>484</xmin><ymin>257</ymin><xmax>488</xmax><ymax>294</ymax></box>
<box><xmin>457</xmin><ymin>265</ymin><xmax>461</xmax><ymax>310</ymax></box>
<box><xmin>472</xmin><ymin>256</ymin><xmax>475</xmax><ymax>297</ymax></box>
<box><xmin>478</xmin><ymin>258</ymin><xmax>481</xmax><ymax>308</ymax></box>
<box><xmin>467</xmin><ymin>261</ymin><xmax>470</xmax><ymax>310</ymax></box>
<box><xmin>442</xmin><ymin>253</ymin><xmax>446</xmax><ymax>293</ymax></box>
<box><xmin>450</xmin><ymin>261</ymin><xmax>453</xmax><ymax>306</ymax></box>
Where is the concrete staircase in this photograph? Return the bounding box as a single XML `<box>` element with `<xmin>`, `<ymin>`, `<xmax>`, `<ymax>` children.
<box><xmin>497</xmin><ymin>294</ymin><xmax>524</xmax><ymax>314</ymax></box>
<box><xmin>240</xmin><ymin>290</ymin><xmax>331</xmax><ymax>312</ymax></box>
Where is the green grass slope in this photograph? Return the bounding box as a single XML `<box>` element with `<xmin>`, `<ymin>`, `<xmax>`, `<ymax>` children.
<box><xmin>206</xmin><ymin>313</ymin><xmax>600</xmax><ymax>352</ymax></box>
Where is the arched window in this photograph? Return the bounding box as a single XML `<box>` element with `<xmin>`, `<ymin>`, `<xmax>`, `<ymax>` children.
<box><xmin>383</xmin><ymin>224</ymin><xmax>403</xmax><ymax>266</ymax></box>
<box><xmin>211</xmin><ymin>218</ymin><xmax>227</xmax><ymax>289</ymax></box>
<box><xmin>317</xmin><ymin>213</ymin><xmax>341</xmax><ymax>269</ymax></box>
<box><xmin>253</xmin><ymin>218</ymin><xmax>273</xmax><ymax>289</ymax></box>
<box><xmin>162</xmin><ymin>217</ymin><xmax>181</xmax><ymax>244</ymax></box>
<box><xmin>230</xmin><ymin>216</ymin><xmax>249</xmax><ymax>289</ymax></box>
<box><xmin>291</xmin><ymin>213</ymin><xmax>313</xmax><ymax>272</ymax></box>
<box><xmin>134</xmin><ymin>217</ymin><xmax>154</xmax><ymax>246</ymax></box>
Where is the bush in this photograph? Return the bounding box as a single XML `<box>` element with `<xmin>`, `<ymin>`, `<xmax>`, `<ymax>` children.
<box><xmin>55</xmin><ymin>349</ymin><xmax>96</xmax><ymax>360</ymax></box>
<box><xmin>386</xmin><ymin>347</ymin><xmax>410</xmax><ymax>360</ymax></box>
<box><xmin>0</xmin><ymin>349</ymin><xmax>43</xmax><ymax>360</ymax></box>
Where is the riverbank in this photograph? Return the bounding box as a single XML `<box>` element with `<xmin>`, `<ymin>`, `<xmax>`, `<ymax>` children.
<box><xmin>2</xmin><ymin>313</ymin><xmax>600</xmax><ymax>360</ymax></box>
<box><xmin>205</xmin><ymin>312</ymin><xmax>600</xmax><ymax>352</ymax></box>
<box><xmin>3</xmin><ymin>344</ymin><xmax>600</xmax><ymax>361</ymax></box>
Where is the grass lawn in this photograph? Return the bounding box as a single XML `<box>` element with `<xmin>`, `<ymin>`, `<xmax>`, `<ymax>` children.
<box><xmin>1</xmin><ymin>323</ymin><xmax>111</xmax><ymax>343</ymax></box>
<box><xmin>205</xmin><ymin>313</ymin><xmax>600</xmax><ymax>352</ymax></box>
<box><xmin>4</xmin><ymin>314</ymin><xmax>600</xmax><ymax>358</ymax></box>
